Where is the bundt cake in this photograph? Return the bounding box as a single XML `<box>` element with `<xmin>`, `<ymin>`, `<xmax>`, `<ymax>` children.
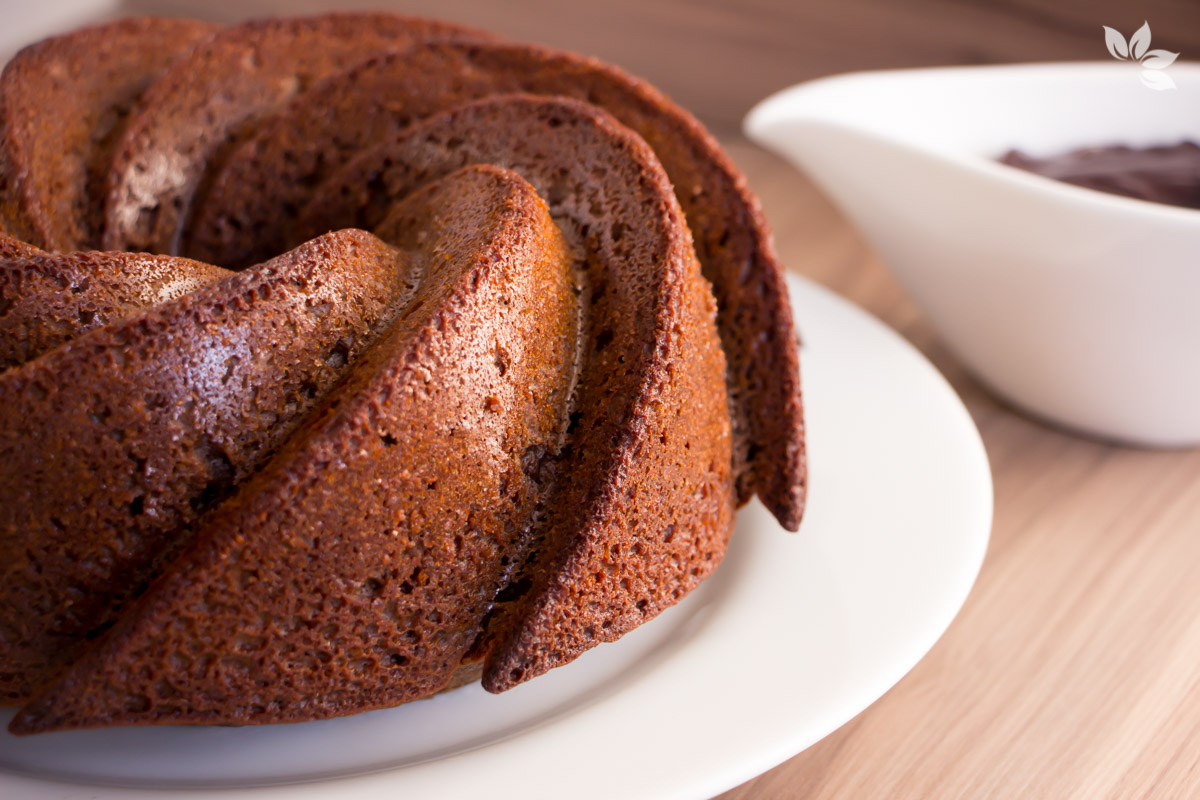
<box><xmin>0</xmin><ymin>12</ymin><xmax>805</xmax><ymax>734</ymax></box>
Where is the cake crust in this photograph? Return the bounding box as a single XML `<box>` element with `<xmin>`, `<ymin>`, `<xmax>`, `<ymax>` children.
<box><xmin>295</xmin><ymin>93</ymin><xmax>735</xmax><ymax>692</ymax></box>
<box><xmin>190</xmin><ymin>41</ymin><xmax>804</xmax><ymax>528</ymax></box>
<box><xmin>13</xmin><ymin>164</ymin><xmax>583</xmax><ymax>732</ymax></box>
<box><xmin>0</xmin><ymin>13</ymin><xmax>803</xmax><ymax>733</ymax></box>
<box><xmin>0</xmin><ymin>17</ymin><xmax>217</xmax><ymax>250</ymax></box>
<box><xmin>0</xmin><ymin>230</ymin><xmax>414</xmax><ymax>703</ymax></box>
<box><xmin>0</xmin><ymin>250</ymin><xmax>228</xmax><ymax>369</ymax></box>
<box><xmin>101</xmin><ymin>13</ymin><xmax>494</xmax><ymax>256</ymax></box>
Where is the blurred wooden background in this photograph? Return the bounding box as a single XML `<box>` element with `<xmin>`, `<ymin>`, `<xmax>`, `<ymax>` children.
<box><xmin>118</xmin><ymin>0</ymin><xmax>1200</xmax><ymax>134</ymax></box>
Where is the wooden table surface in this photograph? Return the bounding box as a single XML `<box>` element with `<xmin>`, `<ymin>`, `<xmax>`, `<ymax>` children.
<box><xmin>713</xmin><ymin>140</ymin><xmax>1200</xmax><ymax>799</ymax></box>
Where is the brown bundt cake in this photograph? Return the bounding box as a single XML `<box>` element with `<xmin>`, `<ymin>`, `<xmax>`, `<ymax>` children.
<box><xmin>0</xmin><ymin>249</ymin><xmax>228</xmax><ymax>369</ymax></box>
<box><xmin>0</xmin><ymin>17</ymin><xmax>219</xmax><ymax>250</ymax></box>
<box><xmin>191</xmin><ymin>40</ymin><xmax>804</xmax><ymax>527</ymax></box>
<box><xmin>0</xmin><ymin>13</ymin><xmax>805</xmax><ymax>734</ymax></box>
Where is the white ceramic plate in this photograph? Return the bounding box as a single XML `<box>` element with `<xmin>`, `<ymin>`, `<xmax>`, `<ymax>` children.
<box><xmin>0</xmin><ymin>275</ymin><xmax>992</xmax><ymax>799</ymax></box>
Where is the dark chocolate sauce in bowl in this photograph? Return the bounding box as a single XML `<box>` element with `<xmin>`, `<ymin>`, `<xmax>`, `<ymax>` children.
<box><xmin>1000</xmin><ymin>140</ymin><xmax>1200</xmax><ymax>211</ymax></box>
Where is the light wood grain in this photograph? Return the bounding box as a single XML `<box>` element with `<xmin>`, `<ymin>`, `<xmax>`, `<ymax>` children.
<box><xmin>713</xmin><ymin>141</ymin><xmax>1200</xmax><ymax>800</ymax></box>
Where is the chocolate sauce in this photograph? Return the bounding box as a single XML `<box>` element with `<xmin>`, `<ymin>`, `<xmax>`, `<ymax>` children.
<box><xmin>1000</xmin><ymin>141</ymin><xmax>1200</xmax><ymax>211</ymax></box>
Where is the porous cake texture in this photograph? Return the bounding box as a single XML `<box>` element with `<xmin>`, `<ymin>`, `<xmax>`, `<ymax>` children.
<box><xmin>0</xmin><ymin>13</ymin><xmax>806</xmax><ymax>734</ymax></box>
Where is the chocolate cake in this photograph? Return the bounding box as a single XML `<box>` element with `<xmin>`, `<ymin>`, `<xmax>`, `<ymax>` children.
<box><xmin>0</xmin><ymin>17</ymin><xmax>218</xmax><ymax>250</ymax></box>
<box><xmin>0</xmin><ymin>13</ymin><xmax>806</xmax><ymax>734</ymax></box>
<box><xmin>191</xmin><ymin>41</ymin><xmax>805</xmax><ymax>527</ymax></box>
<box><xmin>0</xmin><ymin>249</ymin><xmax>228</xmax><ymax>369</ymax></box>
